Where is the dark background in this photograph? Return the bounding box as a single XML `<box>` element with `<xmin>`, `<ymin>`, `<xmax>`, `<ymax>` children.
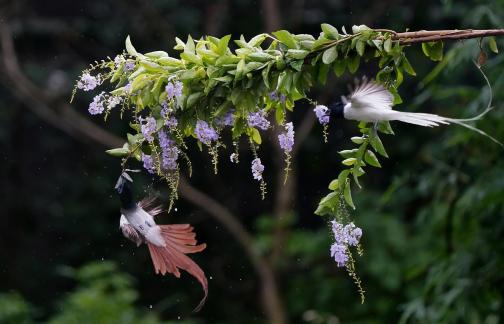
<box><xmin>1</xmin><ymin>0</ymin><xmax>503</xmax><ymax>323</ymax></box>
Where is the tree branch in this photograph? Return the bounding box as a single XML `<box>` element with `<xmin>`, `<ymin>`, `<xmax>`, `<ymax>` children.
<box><xmin>396</xmin><ymin>29</ymin><xmax>504</xmax><ymax>44</ymax></box>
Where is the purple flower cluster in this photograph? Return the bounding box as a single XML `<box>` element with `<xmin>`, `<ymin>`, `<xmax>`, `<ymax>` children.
<box><xmin>247</xmin><ymin>110</ymin><xmax>270</xmax><ymax>130</ymax></box>
<box><xmin>251</xmin><ymin>158</ymin><xmax>264</xmax><ymax>181</ymax></box>
<box><xmin>215</xmin><ymin>110</ymin><xmax>235</xmax><ymax>128</ymax></box>
<box><xmin>142</xmin><ymin>154</ymin><xmax>155</xmax><ymax>174</ymax></box>
<box><xmin>165</xmin><ymin>116</ymin><xmax>178</xmax><ymax>128</ymax></box>
<box><xmin>278</xmin><ymin>122</ymin><xmax>295</xmax><ymax>153</ymax></box>
<box><xmin>78</xmin><ymin>73</ymin><xmax>100</xmax><ymax>91</ymax></box>
<box><xmin>140</xmin><ymin>117</ymin><xmax>157</xmax><ymax>142</ymax></box>
<box><xmin>159</xmin><ymin>131</ymin><xmax>179</xmax><ymax>170</ymax></box>
<box><xmin>330</xmin><ymin>220</ymin><xmax>362</xmax><ymax>267</ymax></box>
<box><xmin>313</xmin><ymin>105</ymin><xmax>330</xmax><ymax>125</ymax></box>
<box><xmin>88</xmin><ymin>92</ymin><xmax>105</xmax><ymax>115</ymax></box>
<box><xmin>195</xmin><ymin>120</ymin><xmax>219</xmax><ymax>145</ymax></box>
<box><xmin>107</xmin><ymin>96</ymin><xmax>122</xmax><ymax>110</ymax></box>
<box><xmin>165</xmin><ymin>81</ymin><xmax>183</xmax><ymax>100</ymax></box>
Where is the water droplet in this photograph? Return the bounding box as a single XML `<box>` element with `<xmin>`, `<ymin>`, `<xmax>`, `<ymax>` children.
<box><xmin>174</xmin><ymin>208</ymin><xmax>178</xmax><ymax>212</ymax></box>
<box><xmin>210</xmin><ymin>276</ymin><xmax>213</xmax><ymax>280</ymax></box>
<box><xmin>177</xmin><ymin>316</ymin><xmax>181</xmax><ymax>320</ymax></box>
<box><xmin>149</xmin><ymin>304</ymin><xmax>152</xmax><ymax>309</ymax></box>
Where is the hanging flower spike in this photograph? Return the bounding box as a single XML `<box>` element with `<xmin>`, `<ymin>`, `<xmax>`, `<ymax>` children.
<box><xmin>141</xmin><ymin>153</ymin><xmax>155</xmax><ymax>174</ymax></box>
<box><xmin>77</xmin><ymin>73</ymin><xmax>100</xmax><ymax>91</ymax></box>
<box><xmin>251</xmin><ymin>158</ymin><xmax>264</xmax><ymax>181</ymax></box>
<box><xmin>158</xmin><ymin>131</ymin><xmax>179</xmax><ymax>171</ymax></box>
<box><xmin>195</xmin><ymin>120</ymin><xmax>219</xmax><ymax>145</ymax></box>
<box><xmin>88</xmin><ymin>92</ymin><xmax>105</xmax><ymax>115</ymax></box>
<box><xmin>140</xmin><ymin>116</ymin><xmax>157</xmax><ymax>142</ymax></box>
<box><xmin>247</xmin><ymin>109</ymin><xmax>270</xmax><ymax>130</ymax></box>
<box><xmin>278</xmin><ymin>122</ymin><xmax>295</xmax><ymax>183</ymax></box>
<box><xmin>330</xmin><ymin>242</ymin><xmax>348</xmax><ymax>267</ymax></box>
<box><xmin>313</xmin><ymin>105</ymin><xmax>330</xmax><ymax>143</ymax></box>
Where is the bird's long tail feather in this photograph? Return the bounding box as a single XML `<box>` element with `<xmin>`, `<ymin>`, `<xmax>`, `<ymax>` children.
<box><xmin>147</xmin><ymin>224</ymin><xmax>208</xmax><ymax>312</ymax></box>
<box><xmin>392</xmin><ymin>63</ymin><xmax>502</xmax><ymax>147</ymax></box>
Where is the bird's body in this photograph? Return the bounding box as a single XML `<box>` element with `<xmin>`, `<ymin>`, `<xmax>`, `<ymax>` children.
<box><xmin>325</xmin><ymin>77</ymin><xmax>502</xmax><ymax>146</ymax></box>
<box><xmin>115</xmin><ymin>173</ymin><xmax>208</xmax><ymax>311</ymax></box>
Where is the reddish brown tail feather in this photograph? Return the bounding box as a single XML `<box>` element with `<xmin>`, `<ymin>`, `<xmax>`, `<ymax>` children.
<box><xmin>147</xmin><ymin>224</ymin><xmax>208</xmax><ymax>312</ymax></box>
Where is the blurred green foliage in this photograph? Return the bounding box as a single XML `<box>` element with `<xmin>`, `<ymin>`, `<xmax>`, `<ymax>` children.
<box><xmin>1</xmin><ymin>0</ymin><xmax>504</xmax><ymax>323</ymax></box>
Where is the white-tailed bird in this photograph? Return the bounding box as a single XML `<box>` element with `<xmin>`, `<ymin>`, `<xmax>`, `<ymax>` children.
<box><xmin>326</xmin><ymin>77</ymin><xmax>502</xmax><ymax>147</ymax></box>
<box><xmin>115</xmin><ymin>172</ymin><xmax>208</xmax><ymax>311</ymax></box>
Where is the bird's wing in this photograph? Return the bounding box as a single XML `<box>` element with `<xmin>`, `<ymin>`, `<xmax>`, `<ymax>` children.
<box><xmin>349</xmin><ymin>79</ymin><xmax>393</xmax><ymax>110</ymax></box>
<box><xmin>119</xmin><ymin>215</ymin><xmax>143</xmax><ymax>246</ymax></box>
<box><xmin>138</xmin><ymin>195</ymin><xmax>164</xmax><ymax>217</ymax></box>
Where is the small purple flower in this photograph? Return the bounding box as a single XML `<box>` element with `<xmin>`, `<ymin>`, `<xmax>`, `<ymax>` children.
<box><xmin>88</xmin><ymin>92</ymin><xmax>105</xmax><ymax>115</ymax></box>
<box><xmin>165</xmin><ymin>116</ymin><xmax>178</xmax><ymax>128</ymax></box>
<box><xmin>330</xmin><ymin>243</ymin><xmax>348</xmax><ymax>267</ymax></box>
<box><xmin>195</xmin><ymin>120</ymin><xmax>219</xmax><ymax>145</ymax></box>
<box><xmin>159</xmin><ymin>131</ymin><xmax>179</xmax><ymax>170</ymax></box>
<box><xmin>142</xmin><ymin>154</ymin><xmax>155</xmax><ymax>174</ymax></box>
<box><xmin>78</xmin><ymin>73</ymin><xmax>100</xmax><ymax>91</ymax></box>
<box><xmin>140</xmin><ymin>117</ymin><xmax>157</xmax><ymax>142</ymax></box>
<box><xmin>123</xmin><ymin>82</ymin><xmax>132</xmax><ymax>93</ymax></box>
<box><xmin>124</xmin><ymin>61</ymin><xmax>135</xmax><ymax>72</ymax></box>
<box><xmin>114</xmin><ymin>55</ymin><xmax>122</xmax><ymax>66</ymax></box>
<box><xmin>247</xmin><ymin>110</ymin><xmax>270</xmax><ymax>130</ymax></box>
<box><xmin>251</xmin><ymin>158</ymin><xmax>264</xmax><ymax>181</ymax></box>
<box><xmin>278</xmin><ymin>122</ymin><xmax>295</xmax><ymax>153</ymax></box>
<box><xmin>269</xmin><ymin>92</ymin><xmax>279</xmax><ymax>101</ymax></box>
<box><xmin>215</xmin><ymin>110</ymin><xmax>235</xmax><ymax>127</ymax></box>
<box><xmin>314</xmin><ymin>105</ymin><xmax>330</xmax><ymax>125</ymax></box>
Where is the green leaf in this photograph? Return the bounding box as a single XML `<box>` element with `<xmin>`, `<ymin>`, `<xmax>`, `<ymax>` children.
<box><xmin>328</xmin><ymin>179</ymin><xmax>339</xmax><ymax>190</ymax></box>
<box><xmin>333</xmin><ymin>59</ymin><xmax>346</xmax><ymax>77</ymax></box>
<box><xmin>125</xmin><ymin>36</ymin><xmax>138</xmax><ymax>56</ymax></box>
<box><xmin>106</xmin><ymin>147</ymin><xmax>129</xmax><ymax>157</ymax></box>
<box><xmin>157</xmin><ymin>57</ymin><xmax>183</xmax><ymax>67</ymax></box>
<box><xmin>248</xmin><ymin>52</ymin><xmax>274</xmax><ymax>62</ymax></box>
<box><xmin>351</xmin><ymin>136</ymin><xmax>365</xmax><ymax>144</ymax></box>
<box><xmin>286</xmin><ymin>49</ymin><xmax>309</xmax><ymax>60</ymax></box>
<box><xmin>186</xmin><ymin>92</ymin><xmax>203</xmax><ymax>108</ymax></box>
<box><xmin>317</xmin><ymin>63</ymin><xmax>330</xmax><ymax>85</ymax></box>
<box><xmin>217</xmin><ymin>35</ymin><xmax>231</xmax><ymax>55</ymax></box>
<box><xmin>488</xmin><ymin>36</ymin><xmax>498</xmax><ymax>53</ymax></box>
<box><xmin>275</xmin><ymin>107</ymin><xmax>285</xmax><ymax>124</ymax></box>
<box><xmin>322</xmin><ymin>47</ymin><xmax>338</xmax><ymax>64</ymax></box>
<box><xmin>321</xmin><ymin>23</ymin><xmax>339</xmax><ymax>40</ymax></box>
<box><xmin>338</xmin><ymin>169</ymin><xmax>350</xmax><ymax>187</ymax></box>
<box><xmin>338</xmin><ymin>149</ymin><xmax>358</xmax><ymax>158</ymax></box>
<box><xmin>377</xmin><ymin>121</ymin><xmax>395</xmax><ymax>135</ymax></box>
<box><xmin>343</xmin><ymin>180</ymin><xmax>355</xmax><ymax>209</ymax></box>
<box><xmin>251</xmin><ymin>127</ymin><xmax>262</xmax><ymax>144</ymax></box>
<box><xmin>364</xmin><ymin>150</ymin><xmax>381</xmax><ymax>167</ymax></box>
<box><xmin>180</xmin><ymin>52</ymin><xmax>202</xmax><ymax>65</ymax></box>
<box><xmin>421</xmin><ymin>41</ymin><xmax>444</xmax><ymax>61</ymax></box>
<box><xmin>347</xmin><ymin>55</ymin><xmax>360</xmax><ymax>74</ymax></box>
<box><xmin>342</xmin><ymin>158</ymin><xmax>357</xmax><ymax>166</ymax></box>
<box><xmin>401</xmin><ymin>55</ymin><xmax>416</xmax><ymax>76</ymax></box>
<box><xmin>370</xmin><ymin>134</ymin><xmax>388</xmax><ymax>158</ymax></box>
<box><xmin>272</xmin><ymin>30</ymin><xmax>298</xmax><ymax>49</ymax></box>
<box><xmin>356</xmin><ymin>40</ymin><xmax>365</xmax><ymax>56</ymax></box>
<box><xmin>277</xmin><ymin>71</ymin><xmax>293</xmax><ymax>92</ymax></box>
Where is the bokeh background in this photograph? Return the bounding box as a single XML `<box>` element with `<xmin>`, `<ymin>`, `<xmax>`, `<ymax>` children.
<box><xmin>1</xmin><ymin>0</ymin><xmax>503</xmax><ymax>323</ymax></box>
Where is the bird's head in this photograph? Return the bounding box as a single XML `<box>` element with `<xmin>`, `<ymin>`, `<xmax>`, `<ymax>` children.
<box><xmin>115</xmin><ymin>172</ymin><xmax>136</xmax><ymax>209</ymax></box>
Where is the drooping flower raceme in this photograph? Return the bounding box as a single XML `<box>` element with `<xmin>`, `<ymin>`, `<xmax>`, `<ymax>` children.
<box><xmin>77</xmin><ymin>73</ymin><xmax>100</xmax><ymax>91</ymax></box>
<box><xmin>165</xmin><ymin>81</ymin><xmax>183</xmax><ymax>100</ymax></box>
<box><xmin>140</xmin><ymin>117</ymin><xmax>157</xmax><ymax>142</ymax></box>
<box><xmin>251</xmin><ymin>158</ymin><xmax>264</xmax><ymax>181</ymax></box>
<box><xmin>330</xmin><ymin>220</ymin><xmax>362</xmax><ymax>267</ymax></box>
<box><xmin>247</xmin><ymin>110</ymin><xmax>270</xmax><ymax>130</ymax></box>
<box><xmin>278</xmin><ymin>122</ymin><xmax>295</xmax><ymax>153</ymax></box>
<box><xmin>142</xmin><ymin>154</ymin><xmax>155</xmax><ymax>174</ymax></box>
<box><xmin>314</xmin><ymin>105</ymin><xmax>330</xmax><ymax>125</ymax></box>
<box><xmin>195</xmin><ymin>120</ymin><xmax>219</xmax><ymax>145</ymax></box>
<box><xmin>159</xmin><ymin>130</ymin><xmax>179</xmax><ymax>170</ymax></box>
<box><xmin>88</xmin><ymin>92</ymin><xmax>105</xmax><ymax>115</ymax></box>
